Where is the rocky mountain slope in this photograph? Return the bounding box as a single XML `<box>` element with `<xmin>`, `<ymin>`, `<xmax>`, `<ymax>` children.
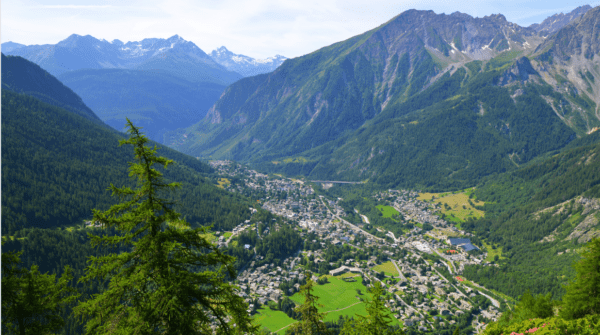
<box><xmin>531</xmin><ymin>6</ymin><xmax>600</xmax><ymax>132</ymax></box>
<box><xmin>166</xmin><ymin>7</ymin><xmax>600</xmax><ymax>189</ymax></box>
<box><xmin>209</xmin><ymin>46</ymin><xmax>287</xmax><ymax>77</ymax></box>
<box><xmin>529</xmin><ymin>5</ymin><xmax>592</xmax><ymax>36</ymax></box>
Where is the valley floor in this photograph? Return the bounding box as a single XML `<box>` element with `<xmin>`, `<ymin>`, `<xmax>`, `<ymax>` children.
<box><xmin>210</xmin><ymin>160</ymin><xmax>509</xmax><ymax>333</ymax></box>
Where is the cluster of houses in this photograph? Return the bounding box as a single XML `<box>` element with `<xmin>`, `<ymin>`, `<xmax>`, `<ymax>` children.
<box><xmin>208</xmin><ymin>161</ymin><xmax>504</xmax><ymax>332</ymax></box>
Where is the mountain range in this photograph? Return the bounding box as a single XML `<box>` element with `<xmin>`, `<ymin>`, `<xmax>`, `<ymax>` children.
<box><xmin>165</xmin><ymin>5</ymin><xmax>600</xmax><ymax>190</ymax></box>
<box><xmin>2</xmin><ymin>35</ymin><xmax>288</xmax><ymax>144</ymax></box>
<box><xmin>2</xmin><ymin>34</ymin><xmax>241</xmax><ymax>85</ymax></box>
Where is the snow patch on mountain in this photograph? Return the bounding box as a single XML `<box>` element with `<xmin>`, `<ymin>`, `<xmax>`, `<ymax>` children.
<box><xmin>209</xmin><ymin>46</ymin><xmax>287</xmax><ymax>77</ymax></box>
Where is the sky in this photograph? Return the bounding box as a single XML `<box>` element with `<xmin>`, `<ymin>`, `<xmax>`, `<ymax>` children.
<box><xmin>2</xmin><ymin>0</ymin><xmax>598</xmax><ymax>59</ymax></box>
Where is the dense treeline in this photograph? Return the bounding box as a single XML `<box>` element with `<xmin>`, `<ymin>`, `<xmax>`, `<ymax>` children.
<box><xmin>1</xmin><ymin>90</ymin><xmax>252</xmax><ymax>235</ymax></box>
<box><xmin>229</xmin><ymin>219</ymin><xmax>302</xmax><ymax>269</ymax></box>
<box><xmin>0</xmin><ymin>86</ymin><xmax>256</xmax><ymax>333</ymax></box>
<box><xmin>461</xmin><ymin>139</ymin><xmax>600</xmax><ymax>298</ymax></box>
<box><xmin>483</xmin><ymin>238</ymin><xmax>600</xmax><ymax>334</ymax></box>
<box><xmin>1</xmin><ymin>117</ymin><xmax>259</xmax><ymax>334</ymax></box>
<box><xmin>2</xmin><ymin>228</ymin><xmax>121</xmax><ymax>334</ymax></box>
<box><xmin>319</xmin><ymin>67</ymin><xmax>576</xmax><ymax>190</ymax></box>
<box><xmin>1</xmin><ymin>53</ymin><xmax>102</xmax><ymax>124</ymax></box>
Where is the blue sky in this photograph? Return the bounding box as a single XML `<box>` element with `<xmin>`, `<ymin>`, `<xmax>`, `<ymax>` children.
<box><xmin>2</xmin><ymin>0</ymin><xmax>597</xmax><ymax>59</ymax></box>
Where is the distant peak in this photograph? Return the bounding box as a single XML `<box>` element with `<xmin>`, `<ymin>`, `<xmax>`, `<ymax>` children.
<box><xmin>168</xmin><ymin>34</ymin><xmax>183</xmax><ymax>41</ymax></box>
<box><xmin>450</xmin><ymin>11</ymin><xmax>472</xmax><ymax>19</ymax></box>
<box><xmin>64</xmin><ymin>33</ymin><xmax>83</xmax><ymax>40</ymax></box>
<box><xmin>487</xmin><ymin>13</ymin><xmax>507</xmax><ymax>21</ymax></box>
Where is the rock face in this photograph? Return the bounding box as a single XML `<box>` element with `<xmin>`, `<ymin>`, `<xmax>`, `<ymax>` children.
<box><xmin>529</xmin><ymin>5</ymin><xmax>592</xmax><ymax>36</ymax></box>
<box><xmin>535</xmin><ymin>6</ymin><xmax>600</xmax><ymax>63</ymax></box>
<box><xmin>209</xmin><ymin>46</ymin><xmax>287</xmax><ymax>77</ymax></box>
<box><xmin>497</xmin><ymin>57</ymin><xmax>540</xmax><ymax>86</ymax></box>
<box><xmin>167</xmin><ymin>9</ymin><xmax>544</xmax><ymax>158</ymax></box>
<box><xmin>568</xmin><ymin>197</ymin><xmax>600</xmax><ymax>243</ymax></box>
<box><xmin>365</xmin><ymin>10</ymin><xmax>539</xmax><ymax>61</ymax></box>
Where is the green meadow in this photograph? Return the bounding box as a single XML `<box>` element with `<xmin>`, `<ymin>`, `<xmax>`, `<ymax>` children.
<box><xmin>376</xmin><ymin>205</ymin><xmax>401</xmax><ymax>221</ymax></box>
<box><xmin>372</xmin><ymin>261</ymin><xmax>399</xmax><ymax>277</ymax></box>
<box><xmin>255</xmin><ymin>275</ymin><xmax>404</xmax><ymax>332</ymax></box>
<box><xmin>253</xmin><ymin>306</ymin><xmax>296</xmax><ymax>334</ymax></box>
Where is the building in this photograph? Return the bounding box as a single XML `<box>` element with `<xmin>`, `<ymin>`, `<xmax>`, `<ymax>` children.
<box><xmin>448</xmin><ymin>238</ymin><xmax>479</xmax><ymax>252</ymax></box>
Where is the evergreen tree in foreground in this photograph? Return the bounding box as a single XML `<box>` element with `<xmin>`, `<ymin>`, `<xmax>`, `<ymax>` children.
<box><xmin>560</xmin><ymin>237</ymin><xmax>600</xmax><ymax>320</ymax></box>
<box><xmin>73</xmin><ymin>119</ymin><xmax>257</xmax><ymax>334</ymax></box>
<box><xmin>1</xmin><ymin>244</ymin><xmax>79</xmax><ymax>335</ymax></box>
<box><xmin>289</xmin><ymin>274</ymin><xmax>331</xmax><ymax>335</ymax></box>
<box><xmin>341</xmin><ymin>281</ymin><xmax>404</xmax><ymax>335</ymax></box>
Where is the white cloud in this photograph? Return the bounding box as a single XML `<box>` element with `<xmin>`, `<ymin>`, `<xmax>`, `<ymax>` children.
<box><xmin>36</xmin><ymin>5</ymin><xmax>114</xmax><ymax>9</ymax></box>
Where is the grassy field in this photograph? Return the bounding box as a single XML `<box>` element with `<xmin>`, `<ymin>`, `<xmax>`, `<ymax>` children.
<box><xmin>216</xmin><ymin>177</ymin><xmax>230</xmax><ymax>189</ymax></box>
<box><xmin>323</xmin><ymin>302</ymin><xmax>367</xmax><ymax>322</ymax></box>
<box><xmin>253</xmin><ymin>306</ymin><xmax>297</xmax><ymax>334</ymax></box>
<box><xmin>200</xmin><ymin>233</ymin><xmax>217</xmax><ymax>243</ymax></box>
<box><xmin>290</xmin><ymin>276</ymin><xmax>366</xmax><ymax>311</ymax></box>
<box><xmin>376</xmin><ymin>205</ymin><xmax>401</xmax><ymax>222</ymax></box>
<box><xmin>418</xmin><ymin>190</ymin><xmax>485</xmax><ymax>223</ymax></box>
<box><xmin>297</xmin><ymin>275</ymin><xmax>402</xmax><ymax>325</ymax></box>
<box><xmin>372</xmin><ymin>261</ymin><xmax>399</xmax><ymax>277</ymax></box>
<box><xmin>340</xmin><ymin>272</ymin><xmax>361</xmax><ymax>279</ymax></box>
<box><xmin>256</xmin><ymin>276</ymin><xmax>404</xmax><ymax>332</ymax></box>
<box><xmin>482</xmin><ymin>240</ymin><xmax>505</xmax><ymax>262</ymax></box>
<box><xmin>222</xmin><ymin>231</ymin><xmax>233</xmax><ymax>239</ymax></box>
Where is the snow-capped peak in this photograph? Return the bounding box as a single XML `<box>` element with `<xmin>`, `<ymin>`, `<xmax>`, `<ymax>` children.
<box><xmin>209</xmin><ymin>46</ymin><xmax>287</xmax><ymax>77</ymax></box>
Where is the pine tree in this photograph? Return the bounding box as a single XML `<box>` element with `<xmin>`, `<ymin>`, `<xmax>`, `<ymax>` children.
<box><xmin>560</xmin><ymin>237</ymin><xmax>600</xmax><ymax>320</ymax></box>
<box><xmin>1</xmin><ymin>245</ymin><xmax>79</xmax><ymax>335</ymax></box>
<box><xmin>341</xmin><ymin>281</ymin><xmax>404</xmax><ymax>335</ymax></box>
<box><xmin>289</xmin><ymin>274</ymin><xmax>331</xmax><ymax>335</ymax></box>
<box><xmin>73</xmin><ymin>119</ymin><xmax>257</xmax><ymax>334</ymax></box>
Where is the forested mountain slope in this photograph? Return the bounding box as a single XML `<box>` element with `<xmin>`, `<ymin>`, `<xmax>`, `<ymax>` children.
<box><xmin>57</xmin><ymin>68</ymin><xmax>226</xmax><ymax>142</ymax></box>
<box><xmin>1</xmin><ymin>56</ymin><xmax>257</xmax><ymax>335</ymax></box>
<box><xmin>167</xmin><ymin>8</ymin><xmax>600</xmax><ymax>190</ymax></box>
<box><xmin>1</xmin><ymin>89</ymin><xmax>253</xmax><ymax>236</ymax></box>
<box><xmin>461</xmin><ymin>134</ymin><xmax>600</xmax><ymax>298</ymax></box>
<box><xmin>1</xmin><ymin>53</ymin><xmax>103</xmax><ymax>125</ymax></box>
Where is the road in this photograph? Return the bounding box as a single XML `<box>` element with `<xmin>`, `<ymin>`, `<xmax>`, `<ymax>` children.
<box><xmin>432</xmin><ymin>249</ymin><xmax>457</xmax><ymax>274</ymax></box>
<box><xmin>391</xmin><ymin>259</ymin><xmax>407</xmax><ymax>281</ymax></box>
<box><xmin>319</xmin><ymin>198</ymin><xmax>386</xmax><ymax>243</ymax></box>
<box><xmin>468</xmin><ymin>281</ymin><xmax>501</xmax><ymax>308</ymax></box>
